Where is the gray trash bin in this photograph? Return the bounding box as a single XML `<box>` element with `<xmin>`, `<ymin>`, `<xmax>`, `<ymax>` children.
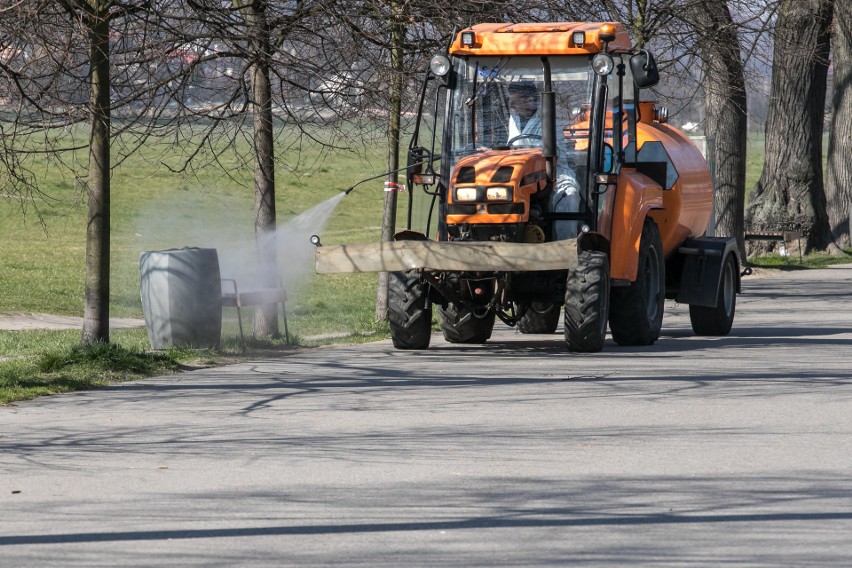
<box><xmin>140</xmin><ymin>247</ymin><xmax>222</xmax><ymax>349</ymax></box>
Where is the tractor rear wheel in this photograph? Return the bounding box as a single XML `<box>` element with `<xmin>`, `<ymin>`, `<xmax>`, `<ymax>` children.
<box><xmin>609</xmin><ymin>218</ymin><xmax>665</xmax><ymax>346</ymax></box>
<box><xmin>438</xmin><ymin>303</ymin><xmax>495</xmax><ymax>344</ymax></box>
<box><xmin>388</xmin><ymin>271</ymin><xmax>432</xmax><ymax>350</ymax></box>
<box><xmin>516</xmin><ymin>302</ymin><xmax>561</xmax><ymax>334</ymax></box>
<box><xmin>564</xmin><ymin>251</ymin><xmax>610</xmax><ymax>353</ymax></box>
<box><xmin>690</xmin><ymin>254</ymin><xmax>737</xmax><ymax>335</ymax></box>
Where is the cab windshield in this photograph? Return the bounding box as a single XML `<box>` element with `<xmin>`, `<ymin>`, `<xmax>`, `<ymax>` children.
<box><xmin>447</xmin><ymin>55</ymin><xmax>595</xmax><ymax>175</ymax></box>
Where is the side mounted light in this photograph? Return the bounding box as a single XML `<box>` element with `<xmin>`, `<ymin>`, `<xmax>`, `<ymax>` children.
<box><xmin>592</xmin><ymin>53</ymin><xmax>614</xmax><ymax>76</ymax></box>
<box><xmin>430</xmin><ymin>55</ymin><xmax>451</xmax><ymax>77</ymax></box>
<box><xmin>595</xmin><ymin>173</ymin><xmax>618</xmax><ymax>185</ymax></box>
<box><xmin>460</xmin><ymin>31</ymin><xmax>476</xmax><ymax>47</ymax></box>
<box><xmin>572</xmin><ymin>31</ymin><xmax>586</xmax><ymax>46</ymax></box>
<box><xmin>413</xmin><ymin>173</ymin><xmax>437</xmax><ymax>185</ymax></box>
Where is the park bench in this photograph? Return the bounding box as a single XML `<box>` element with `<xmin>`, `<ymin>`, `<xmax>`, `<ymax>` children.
<box><xmin>744</xmin><ymin>230</ymin><xmax>803</xmax><ymax>262</ymax></box>
<box><xmin>221</xmin><ymin>279</ymin><xmax>290</xmax><ymax>350</ymax></box>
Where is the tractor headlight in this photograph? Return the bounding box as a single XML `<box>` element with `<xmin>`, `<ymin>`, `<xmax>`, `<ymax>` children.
<box><xmin>486</xmin><ymin>186</ymin><xmax>512</xmax><ymax>201</ymax></box>
<box><xmin>454</xmin><ymin>186</ymin><xmax>479</xmax><ymax>202</ymax></box>
<box><xmin>592</xmin><ymin>53</ymin><xmax>614</xmax><ymax>76</ymax></box>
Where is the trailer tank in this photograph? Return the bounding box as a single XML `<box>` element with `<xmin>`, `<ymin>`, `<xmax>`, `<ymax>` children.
<box><xmin>635</xmin><ymin>101</ymin><xmax>714</xmax><ymax>257</ymax></box>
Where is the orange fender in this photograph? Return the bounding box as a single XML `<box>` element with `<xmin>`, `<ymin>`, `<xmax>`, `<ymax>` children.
<box><xmin>609</xmin><ymin>170</ymin><xmax>663</xmax><ymax>282</ymax></box>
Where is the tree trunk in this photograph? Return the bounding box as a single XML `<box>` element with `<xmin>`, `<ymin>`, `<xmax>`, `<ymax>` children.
<box><xmin>745</xmin><ymin>0</ymin><xmax>834</xmax><ymax>253</ymax></box>
<box><xmin>81</xmin><ymin>1</ymin><xmax>111</xmax><ymax>345</ymax></box>
<box><xmin>376</xmin><ymin>6</ymin><xmax>404</xmax><ymax>322</ymax></box>
<box><xmin>825</xmin><ymin>0</ymin><xmax>852</xmax><ymax>249</ymax></box>
<box><xmin>245</xmin><ymin>0</ymin><xmax>280</xmax><ymax>338</ymax></box>
<box><xmin>691</xmin><ymin>0</ymin><xmax>747</xmax><ymax>256</ymax></box>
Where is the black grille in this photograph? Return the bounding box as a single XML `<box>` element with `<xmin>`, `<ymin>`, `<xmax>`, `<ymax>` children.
<box><xmin>521</xmin><ymin>169</ymin><xmax>546</xmax><ymax>186</ymax></box>
<box><xmin>490</xmin><ymin>166</ymin><xmax>514</xmax><ymax>183</ymax></box>
<box><xmin>447</xmin><ymin>204</ymin><xmax>477</xmax><ymax>215</ymax></box>
<box><xmin>488</xmin><ymin>203</ymin><xmax>525</xmax><ymax>215</ymax></box>
<box><xmin>456</xmin><ymin>167</ymin><xmax>476</xmax><ymax>183</ymax></box>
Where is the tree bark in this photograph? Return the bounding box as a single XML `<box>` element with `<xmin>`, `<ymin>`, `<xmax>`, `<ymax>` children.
<box><xmin>244</xmin><ymin>0</ymin><xmax>280</xmax><ymax>338</ymax></box>
<box><xmin>81</xmin><ymin>0</ymin><xmax>111</xmax><ymax>345</ymax></box>
<box><xmin>690</xmin><ymin>0</ymin><xmax>748</xmax><ymax>256</ymax></box>
<box><xmin>825</xmin><ymin>0</ymin><xmax>852</xmax><ymax>249</ymax></box>
<box><xmin>745</xmin><ymin>0</ymin><xmax>835</xmax><ymax>253</ymax></box>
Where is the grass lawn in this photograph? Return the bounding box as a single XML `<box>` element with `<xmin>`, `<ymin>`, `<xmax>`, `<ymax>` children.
<box><xmin>2</xmin><ymin>128</ymin><xmax>849</xmax><ymax>404</ymax></box>
<box><xmin>1</xmin><ymin>122</ymin><xmax>402</xmax><ymax>402</ymax></box>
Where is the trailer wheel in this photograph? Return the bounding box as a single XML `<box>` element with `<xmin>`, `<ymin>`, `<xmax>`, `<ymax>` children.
<box><xmin>690</xmin><ymin>254</ymin><xmax>737</xmax><ymax>336</ymax></box>
<box><xmin>564</xmin><ymin>251</ymin><xmax>610</xmax><ymax>353</ymax></box>
<box><xmin>609</xmin><ymin>218</ymin><xmax>665</xmax><ymax>346</ymax></box>
<box><xmin>388</xmin><ymin>271</ymin><xmax>432</xmax><ymax>350</ymax></box>
<box><xmin>516</xmin><ymin>302</ymin><xmax>561</xmax><ymax>334</ymax></box>
<box><xmin>438</xmin><ymin>303</ymin><xmax>495</xmax><ymax>344</ymax></box>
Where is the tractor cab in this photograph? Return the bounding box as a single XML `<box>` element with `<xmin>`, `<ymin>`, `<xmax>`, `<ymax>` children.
<box><xmin>405</xmin><ymin>22</ymin><xmax>655</xmax><ymax>248</ymax></box>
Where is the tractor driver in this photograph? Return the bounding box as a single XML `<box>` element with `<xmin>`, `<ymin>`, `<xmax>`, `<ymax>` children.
<box><xmin>507</xmin><ymin>81</ymin><xmax>581</xmax><ymax>239</ymax></box>
<box><xmin>507</xmin><ymin>82</ymin><xmax>542</xmax><ymax>142</ymax></box>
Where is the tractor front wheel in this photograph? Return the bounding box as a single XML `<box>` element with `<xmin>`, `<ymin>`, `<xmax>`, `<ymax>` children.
<box><xmin>388</xmin><ymin>271</ymin><xmax>432</xmax><ymax>350</ymax></box>
<box><xmin>564</xmin><ymin>251</ymin><xmax>610</xmax><ymax>353</ymax></box>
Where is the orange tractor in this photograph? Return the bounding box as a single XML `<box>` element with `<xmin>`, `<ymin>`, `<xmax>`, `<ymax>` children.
<box><xmin>316</xmin><ymin>22</ymin><xmax>741</xmax><ymax>351</ymax></box>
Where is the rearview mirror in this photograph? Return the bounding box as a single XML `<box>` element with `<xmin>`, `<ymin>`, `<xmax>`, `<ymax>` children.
<box><xmin>630</xmin><ymin>50</ymin><xmax>659</xmax><ymax>89</ymax></box>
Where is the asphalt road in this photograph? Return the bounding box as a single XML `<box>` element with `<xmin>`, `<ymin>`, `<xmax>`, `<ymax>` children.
<box><xmin>2</xmin><ymin>265</ymin><xmax>851</xmax><ymax>567</ymax></box>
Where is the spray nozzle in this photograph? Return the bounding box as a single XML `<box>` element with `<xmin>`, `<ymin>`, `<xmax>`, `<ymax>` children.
<box><xmin>310</xmin><ymin>234</ymin><xmax>322</xmax><ymax>248</ymax></box>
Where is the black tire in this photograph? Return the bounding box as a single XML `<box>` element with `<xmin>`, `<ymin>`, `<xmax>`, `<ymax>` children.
<box><xmin>388</xmin><ymin>271</ymin><xmax>432</xmax><ymax>350</ymax></box>
<box><xmin>609</xmin><ymin>218</ymin><xmax>665</xmax><ymax>346</ymax></box>
<box><xmin>516</xmin><ymin>302</ymin><xmax>561</xmax><ymax>334</ymax></box>
<box><xmin>564</xmin><ymin>251</ymin><xmax>610</xmax><ymax>353</ymax></box>
<box><xmin>438</xmin><ymin>303</ymin><xmax>495</xmax><ymax>344</ymax></box>
<box><xmin>690</xmin><ymin>254</ymin><xmax>737</xmax><ymax>336</ymax></box>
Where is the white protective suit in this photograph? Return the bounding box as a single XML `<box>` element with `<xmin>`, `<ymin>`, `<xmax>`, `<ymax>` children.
<box><xmin>508</xmin><ymin>110</ymin><xmax>581</xmax><ymax>240</ymax></box>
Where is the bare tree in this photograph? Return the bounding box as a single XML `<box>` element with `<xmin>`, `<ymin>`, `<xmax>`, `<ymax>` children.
<box><xmin>375</xmin><ymin>2</ymin><xmax>406</xmax><ymax>322</ymax></box>
<box><xmin>0</xmin><ymin>1</ymin><xmax>184</xmax><ymax>345</ymax></box>
<box><xmin>81</xmin><ymin>0</ymin><xmax>112</xmax><ymax>345</ymax></box>
<box><xmin>566</xmin><ymin>2</ymin><xmax>748</xmax><ymax>251</ymax></box>
<box><xmin>825</xmin><ymin>0</ymin><xmax>852</xmax><ymax>249</ymax></box>
<box><xmin>687</xmin><ymin>0</ymin><xmax>748</xmax><ymax>253</ymax></box>
<box><xmin>240</xmin><ymin>0</ymin><xmax>280</xmax><ymax>338</ymax></box>
<box><xmin>171</xmin><ymin>0</ymin><xmax>343</xmax><ymax>338</ymax></box>
<box><xmin>745</xmin><ymin>0</ymin><xmax>836</xmax><ymax>253</ymax></box>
